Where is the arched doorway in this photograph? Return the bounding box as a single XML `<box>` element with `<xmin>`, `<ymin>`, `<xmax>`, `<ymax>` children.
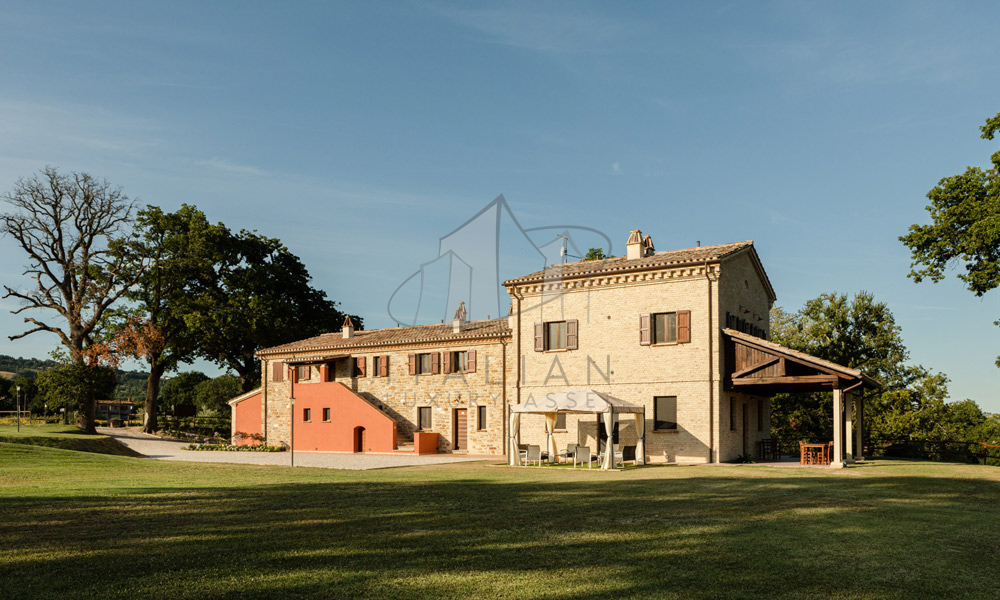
<box><xmin>353</xmin><ymin>426</ymin><xmax>366</xmax><ymax>453</ymax></box>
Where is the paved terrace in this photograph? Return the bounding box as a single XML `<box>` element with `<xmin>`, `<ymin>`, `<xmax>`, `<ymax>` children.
<box><xmin>99</xmin><ymin>428</ymin><xmax>493</xmax><ymax>470</ymax></box>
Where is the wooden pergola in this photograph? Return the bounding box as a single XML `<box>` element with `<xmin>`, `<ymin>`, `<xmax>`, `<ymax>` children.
<box><xmin>723</xmin><ymin>328</ymin><xmax>881</xmax><ymax>467</ymax></box>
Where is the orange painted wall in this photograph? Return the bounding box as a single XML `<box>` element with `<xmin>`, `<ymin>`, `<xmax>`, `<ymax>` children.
<box><xmin>291</xmin><ymin>381</ymin><xmax>397</xmax><ymax>452</ymax></box>
<box><xmin>233</xmin><ymin>393</ymin><xmax>262</xmax><ymax>445</ymax></box>
<box><xmin>413</xmin><ymin>432</ymin><xmax>440</xmax><ymax>454</ymax></box>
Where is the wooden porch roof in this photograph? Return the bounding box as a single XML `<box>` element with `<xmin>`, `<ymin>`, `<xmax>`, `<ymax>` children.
<box><xmin>723</xmin><ymin>329</ymin><xmax>880</xmax><ymax>394</ymax></box>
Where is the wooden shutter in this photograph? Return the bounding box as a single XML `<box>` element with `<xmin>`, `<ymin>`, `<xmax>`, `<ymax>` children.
<box><xmin>408</xmin><ymin>353</ymin><xmax>416</xmax><ymax>375</ymax></box>
<box><xmin>566</xmin><ymin>319</ymin><xmax>578</xmax><ymax>350</ymax></box>
<box><xmin>467</xmin><ymin>350</ymin><xmax>476</xmax><ymax>373</ymax></box>
<box><xmin>677</xmin><ymin>310</ymin><xmax>691</xmax><ymax>343</ymax></box>
<box><xmin>640</xmin><ymin>314</ymin><xmax>651</xmax><ymax>345</ymax></box>
<box><xmin>443</xmin><ymin>352</ymin><xmax>452</xmax><ymax>374</ymax></box>
<box><xmin>431</xmin><ymin>352</ymin><xmax>440</xmax><ymax>374</ymax></box>
<box><xmin>272</xmin><ymin>361</ymin><xmax>284</xmax><ymax>382</ymax></box>
<box><xmin>380</xmin><ymin>355</ymin><xmax>388</xmax><ymax>377</ymax></box>
<box><xmin>356</xmin><ymin>356</ymin><xmax>366</xmax><ymax>378</ymax></box>
<box><xmin>534</xmin><ymin>323</ymin><xmax>544</xmax><ymax>351</ymax></box>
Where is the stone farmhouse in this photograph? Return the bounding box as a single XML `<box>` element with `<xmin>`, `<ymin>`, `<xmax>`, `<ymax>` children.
<box><xmin>231</xmin><ymin>229</ymin><xmax>876</xmax><ymax>465</ymax></box>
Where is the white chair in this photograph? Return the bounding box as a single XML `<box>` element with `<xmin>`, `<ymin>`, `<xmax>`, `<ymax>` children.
<box><xmin>526</xmin><ymin>445</ymin><xmax>542</xmax><ymax>466</ymax></box>
<box><xmin>574</xmin><ymin>445</ymin><xmax>592</xmax><ymax>468</ymax></box>
<box><xmin>558</xmin><ymin>443</ymin><xmax>578</xmax><ymax>464</ymax></box>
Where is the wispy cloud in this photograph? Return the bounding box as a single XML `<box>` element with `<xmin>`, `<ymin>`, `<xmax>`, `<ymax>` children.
<box><xmin>194</xmin><ymin>157</ymin><xmax>267</xmax><ymax>176</ymax></box>
<box><xmin>611</xmin><ymin>161</ymin><xmax>621</xmax><ymax>175</ymax></box>
<box><xmin>428</xmin><ymin>4</ymin><xmax>642</xmax><ymax>55</ymax></box>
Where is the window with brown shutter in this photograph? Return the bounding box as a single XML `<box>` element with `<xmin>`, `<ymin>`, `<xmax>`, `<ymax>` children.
<box><xmin>355</xmin><ymin>357</ymin><xmax>366</xmax><ymax>378</ymax></box>
<box><xmin>647</xmin><ymin>311</ymin><xmax>692</xmax><ymax>345</ymax></box>
<box><xmin>566</xmin><ymin>319</ymin><xmax>578</xmax><ymax>350</ymax></box>
<box><xmin>467</xmin><ymin>350</ymin><xmax>476</xmax><ymax>373</ymax></box>
<box><xmin>272</xmin><ymin>361</ymin><xmax>285</xmax><ymax>382</ymax></box>
<box><xmin>408</xmin><ymin>353</ymin><xmax>416</xmax><ymax>375</ymax></box>
<box><xmin>442</xmin><ymin>351</ymin><xmax>452</xmax><ymax>374</ymax></box>
<box><xmin>296</xmin><ymin>365</ymin><xmax>310</xmax><ymax>381</ymax></box>
<box><xmin>534</xmin><ymin>323</ymin><xmax>544</xmax><ymax>351</ymax></box>
<box><xmin>379</xmin><ymin>355</ymin><xmax>389</xmax><ymax>377</ymax></box>
<box><xmin>677</xmin><ymin>310</ymin><xmax>691</xmax><ymax>343</ymax></box>
<box><xmin>430</xmin><ymin>352</ymin><xmax>440</xmax><ymax>374</ymax></box>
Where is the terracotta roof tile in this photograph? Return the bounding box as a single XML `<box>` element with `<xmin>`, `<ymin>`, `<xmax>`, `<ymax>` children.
<box><xmin>258</xmin><ymin>318</ymin><xmax>511</xmax><ymax>356</ymax></box>
<box><xmin>503</xmin><ymin>241</ymin><xmax>755</xmax><ymax>286</ymax></box>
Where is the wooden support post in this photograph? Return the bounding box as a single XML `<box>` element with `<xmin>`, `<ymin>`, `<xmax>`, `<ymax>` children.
<box><xmin>855</xmin><ymin>395</ymin><xmax>865</xmax><ymax>461</ymax></box>
<box><xmin>844</xmin><ymin>393</ymin><xmax>855</xmax><ymax>464</ymax></box>
<box><xmin>831</xmin><ymin>387</ymin><xmax>845</xmax><ymax>468</ymax></box>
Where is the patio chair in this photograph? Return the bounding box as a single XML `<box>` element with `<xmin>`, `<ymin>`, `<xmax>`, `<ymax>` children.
<box><xmin>558</xmin><ymin>443</ymin><xmax>578</xmax><ymax>464</ymax></box>
<box><xmin>526</xmin><ymin>445</ymin><xmax>542</xmax><ymax>467</ymax></box>
<box><xmin>799</xmin><ymin>440</ymin><xmax>809</xmax><ymax>465</ymax></box>
<box><xmin>613</xmin><ymin>444</ymin><xmax>637</xmax><ymax>467</ymax></box>
<box><xmin>574</xmin><ymin>445</ymin><xmax>592</xmax><ymax>468</ymax></box>
<box><xmin>517</xmin><ymin>444</ymin><xmax>529</xmax><ymax>463</ymax></box>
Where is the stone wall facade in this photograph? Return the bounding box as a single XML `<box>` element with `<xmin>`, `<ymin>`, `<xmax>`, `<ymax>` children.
<box><xmin>260</xmin><ymin>337</ymin><xmax>511</xmax><ymax>455</ymax></box>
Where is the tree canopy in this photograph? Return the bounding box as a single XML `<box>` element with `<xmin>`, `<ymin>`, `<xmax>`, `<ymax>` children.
<box><xmin>900</xmin><ymin>111</ymin><xmax>1000</xmax><ymax>363</ymax></box>
<box><xmin>160</xmin><ymin>371</ymin><xmax>210</xmax><ymax>409</ymax></box>
<box><xmin>1</xmin><ymin>168</ymin><xmax>138</xmax><ymax>432</ymax></box>
<box><xmin>187</xmin><ymin>229</ymin><xmax>361</xmax><ymax>392</ymax></box>
<box><xmin>111</xmin><ymin>204</ymin><xmax>227</xmax><ymax>431</ymax></box>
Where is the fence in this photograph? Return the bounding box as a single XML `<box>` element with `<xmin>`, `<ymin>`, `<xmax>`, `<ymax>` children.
<box><xmin>867</xmin><ymin>439</ymin><xmax>1000</xmax><ymax>467</ymax></box>
<box><xmin>159</xmin><ymin>415</ymin><xmax>231</xmax><ymax>439</ymax></box>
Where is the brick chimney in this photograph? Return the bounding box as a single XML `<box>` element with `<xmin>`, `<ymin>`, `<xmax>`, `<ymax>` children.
<box><xmin>342</xmin><ymin>315</ymin><xmax>355</xmax><ymax>339</ymax></box>
<box><xmin>453</xmin><ymin>301</ymin><xmax>467</xmax><ymax>333</ymax></box>
<box><xmin>626</xmin><ymin>229</ymin><xmax>644</xmax><ymax>260</ymax></box>
<box><xmin>642</xmin><ymin>234</ymin><xmax>655</xmax><ymax>257</ymax></box>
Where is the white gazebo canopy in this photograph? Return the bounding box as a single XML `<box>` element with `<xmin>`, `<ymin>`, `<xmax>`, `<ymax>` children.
<box><xmin>508</xmin><ymin>390</ymin><xmax>645</xmax><ymax>469</ymax></box>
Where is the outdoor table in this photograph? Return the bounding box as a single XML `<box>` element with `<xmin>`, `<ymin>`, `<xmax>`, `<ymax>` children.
<box><xmin>800</xmin><ymin>443</ymin><xmax>828</xmax><ymax>465</ymax></box>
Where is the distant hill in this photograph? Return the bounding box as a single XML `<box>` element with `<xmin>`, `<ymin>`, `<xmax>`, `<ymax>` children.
<box><xmin>0</xmin><ymin>354</ymin><xmax>148</xmax><ymax>401</ymax></box>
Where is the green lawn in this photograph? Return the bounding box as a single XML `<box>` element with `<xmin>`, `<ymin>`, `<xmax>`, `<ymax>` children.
<box><xmin>0</xmin><ymin>424</ymin><xmax>141</xmax><ymax>457</ymax></box>
<box><xmin>2</xmin><ymin>443</ymin><xmax>1000</xmax><ymax>599</ymax></box>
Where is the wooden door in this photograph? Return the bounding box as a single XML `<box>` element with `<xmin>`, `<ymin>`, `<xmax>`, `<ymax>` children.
<box><xmin>454</xmin><ymin>409</ymin><xmax>467</xmax><ymax>451</ymax></box>
<box><xmin>354</xmin><ymin>426</ymin><xmax>366</xmax><ymax>453</ymax></box>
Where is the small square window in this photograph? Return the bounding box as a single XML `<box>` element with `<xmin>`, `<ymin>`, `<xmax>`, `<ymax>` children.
<box><xmin>555</xmin><ymin>413</ymin><xmax>567</xmax><ymax>431</ymax></box>
<box><xmin>652</xmin><ymin>313</ymin><xmax>678</xmax><ymax>344</ymax></box>
<box><xmin>654</xmin><ymin>396</ymin><xmax>677</xmax><ymax>430</ymax></box>
<box><xmin>303</xmin><ymin>408</ymin><xmax>311</xmax><ymax>422</ymax></box>
<box><xmin>545</xmin><ymin>321</ymin><xmax>567</xmax><ymax>350</ymax></box>
<box><xmin>323</xmin><ymin>408</ymin><xmax>331</xmax><ymax>422</ymax></box>
<box><xmin>418</xmin><ymin>407</ymin><xmax>432</xmax><ymax>430</ymax></box>
<box><xmin>477</xmin><ymin>406</ymin><xmax>486</xmax><ymax>431</ymax></box>
<box><xmin>452</xmin><ymin>351</ymin><xmax>468</xmax><ymax>373</ymax></box>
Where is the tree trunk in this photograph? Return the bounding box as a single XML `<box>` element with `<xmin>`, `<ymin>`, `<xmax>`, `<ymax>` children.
<box><xmin>78</xmin><ymin>389</ymin><xmax>97</xmax><ymax>434</ymax></box>
<box><xmin>238</xmin><ymin>357</ymin><xmax>260</xmax><ymax>393</ymax></box>
<box><xmin>143</xmin><ymin>359</ymin><xmax>166</xmax><ymax>434</ymax></box>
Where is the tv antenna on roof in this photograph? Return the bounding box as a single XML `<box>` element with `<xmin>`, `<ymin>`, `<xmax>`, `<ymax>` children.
<box><xmin>557</xmin><ymin>234</ymin><xmax>580</xmax><ymax>264</ymax></box>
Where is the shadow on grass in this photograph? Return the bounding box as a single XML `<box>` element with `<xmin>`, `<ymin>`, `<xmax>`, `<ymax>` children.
<box><xmin>3</xmin><ymin>464</ymin><xmax>1000</xmax><ymax>599</ymax></box>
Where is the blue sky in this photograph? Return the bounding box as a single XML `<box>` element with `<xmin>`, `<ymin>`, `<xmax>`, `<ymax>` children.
<box><xmin>1</xmin><ymin>1</ymin><xmax>998</xmax><ymax>409</ymax></box>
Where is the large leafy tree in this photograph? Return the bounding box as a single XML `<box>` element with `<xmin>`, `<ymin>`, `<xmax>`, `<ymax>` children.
<box><xmin>111</xmin><ymin>205</ymin><xmax>227</xmax><ymax>432</ymax></box>
<box><xmin>1</xmin><ymin>168</ymin><xmax>137</xmax><ymax>432</ymax></box>
<box><xmin>900</xmin><ymin>111</ymin><xmax>1000</xmax><ymax>363</ymax></box>
<box><xmin>768</xmin><ymin>292</ymin><xmax>921</xmax><ymax>444</ymax></box>
<box><xmin>194</xmin><ymin>374</ymin><xmax>242</xmax><ymax>416</ymax></box>
<box><xmin>160</xmin><ymin>371</ymin><xmax>210</xmax><ymax>410</ymax></box>
<box><xmin>36</xmin><ymin>363</ymin><xmax>116</xmax><ymax>424</ymax></box>
<box><xmin>189</xmin><ymin>230</ymin><xmax>361</xmax><ymax>392</ymax></box>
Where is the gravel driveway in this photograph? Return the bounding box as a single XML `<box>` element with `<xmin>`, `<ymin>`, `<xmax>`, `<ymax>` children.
<box><xmin>99</xmin><ymin>428</ymin><xmax>490</xmax><ymax>470</ymax></box>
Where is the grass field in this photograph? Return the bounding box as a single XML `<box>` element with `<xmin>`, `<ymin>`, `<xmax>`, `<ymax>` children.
<box><xmin>0</xmin><ymin>424</ymin><xmax>141</xmax><ymax>457</ymax></box>
<box><xmin>2</xmin><ymin>440</ymin><xmax>1000</xmax><ymax>599</ymax></box>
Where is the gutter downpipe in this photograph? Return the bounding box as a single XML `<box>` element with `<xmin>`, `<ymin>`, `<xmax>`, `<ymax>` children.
<box><xmin>706</xmin><ymin>259</ymin><xmax>717</xmax><ymax>464</ymax></box>
<box><xmin>514</xmin><ymin>290</ymin><xmax>523</xmax><ymax>465</ymax></box>
<box><xmin>261</xmin><ymin>356</ymin><xmax>268</xmax><ymax>445</ymax></box>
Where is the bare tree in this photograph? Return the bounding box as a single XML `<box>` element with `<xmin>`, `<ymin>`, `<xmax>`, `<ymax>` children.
<box><xmin>1</xmin><ymin>167</ymin><xmax>137</xmax><ymax>432</ymax></box>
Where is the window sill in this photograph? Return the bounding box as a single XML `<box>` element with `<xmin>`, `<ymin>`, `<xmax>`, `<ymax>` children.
<box><xmin>650</xmin><ymin>341</ymin><xmax>680</xmax><ymax>347</ymax></box>
<box><xmin>543</xmin><ymin>348</ymin><xmax>569</xmax><ymax>353</ymax></box>
<box><xmin>553</xmin><ymin>429</ymin><xmax>568</xmax><ymax>433</ymax></box>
